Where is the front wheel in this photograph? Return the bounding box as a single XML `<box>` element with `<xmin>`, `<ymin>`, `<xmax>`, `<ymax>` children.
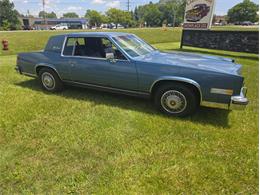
<box><xmin>154</xmin><ymin>83</ymin><xmax>199</xmax><ymax>117</ymax></box>
<box><xmin>39</xmin><ymin>68</ymin><xmax>64</xmax><ymax>92</ymax></box>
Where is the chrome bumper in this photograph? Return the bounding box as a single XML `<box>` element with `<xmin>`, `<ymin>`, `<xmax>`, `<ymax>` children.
<box><xmin>201</xmin><ymin>87</ymin><xmax>249</xmax><ymax>110</ymax></box>
<box><xmin>15</xmin><ymin>66</ymin><xmax>22</xmax><ymax>74</ymax></box>
<box><xmin>229</xmin><ymin>87</ymin><xmax>249</xmax><ymax>110</ymax></box>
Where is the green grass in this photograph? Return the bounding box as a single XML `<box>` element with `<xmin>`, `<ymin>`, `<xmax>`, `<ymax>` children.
<box><xmin>0</xmin><ymin>26</ymin><xmax>258</xmax><ymax>56</ymax></box>
<box><xmin>0</xmin><ymin>35</ymin><xmax>258</xmax><ymax>193</ymax></box>
<box><xmin>0</xmin><ymin>28</ymin><xmax>183</xmax><ymax>56</ymax></box>
<box><xmin>212</xmin><ymin>25</ymin><xmax>259</xmax><ymax>31</ymax></box>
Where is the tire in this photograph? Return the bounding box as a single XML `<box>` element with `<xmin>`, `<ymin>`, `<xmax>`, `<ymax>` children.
<box><xmin>154</xmin><ymin>83</ymin><xmax>199</xmax><ymax>117</ymax></box>
<box><xmin>39</xmin><ymin>68</ymin><xmax>63</xmax><ymax>92</ymax></box>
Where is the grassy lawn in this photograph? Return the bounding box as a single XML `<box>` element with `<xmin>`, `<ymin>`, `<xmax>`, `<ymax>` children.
<box><xmin>0</xmin><ymin>29</ymin><xmax>258</xmax><ymax>193</ymax></box>
<box><xmin>0</xmin><ymin>26</ymin><xmax>258</xmax><ymax>56</ymax></box>
<box><xmin>0</xmin><ymin>28</ymin><xmax>183</xmax><ymax>56</ymax></box>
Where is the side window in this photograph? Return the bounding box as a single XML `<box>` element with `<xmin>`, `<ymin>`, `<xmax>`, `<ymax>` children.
<box><xmin>63</xmin><ymin>38</ymin><xmax>76</xmax><ymax>56</ymax></box>
<box><xmin>63</xmin><ymin>37</ymin><xmax>85</xmax><ymax>56</ymax></box>
<box><xmin>101</xmin><ymin>38</ymin><xmax>127</xmax><ymax>60</ymax></box>
<box><xmin>63</xmin><ymin>36</ymin><xmax>127</xmax><ymax>60</ymax></box>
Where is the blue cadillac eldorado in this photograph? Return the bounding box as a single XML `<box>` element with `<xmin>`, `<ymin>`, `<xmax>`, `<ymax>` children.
<box><xmin>16</xmin><ymin>32</ymin><xmax>248</xmax><ymax>117</ymax></box>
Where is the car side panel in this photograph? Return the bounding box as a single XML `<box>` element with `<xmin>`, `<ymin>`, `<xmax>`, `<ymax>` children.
<box><xmin>135</xmin><ymin>61</ymin><xmax>243</xmax><ymax>104</ymax></box>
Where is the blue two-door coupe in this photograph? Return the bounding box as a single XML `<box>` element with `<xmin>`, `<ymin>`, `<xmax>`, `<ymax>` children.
<box><xmin>16</xmin><ymin>32</ymin><xmax>248</xmax><ymax>117</ymax></box>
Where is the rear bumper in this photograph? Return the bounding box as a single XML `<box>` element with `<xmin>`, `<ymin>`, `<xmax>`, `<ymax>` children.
<box><xmin>15</xmin><ymin>66</ymin><xmax>37</xmax><ymax>77</ymax></box>
<box><xmin>229</xmin><ymin>87</ymin><xmax>249</xmax><ymax>110</ymax></box>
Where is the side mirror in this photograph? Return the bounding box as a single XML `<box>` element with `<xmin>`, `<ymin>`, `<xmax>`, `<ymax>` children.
<box><xmin>106</xmin><ymin>52</ymin><xmax>114</xmax><ymax>59</ymax></box>
<box><xmin>106</xmin><ymin>52</ymin><xmax>116</xmax><ymax>63</ymax></box>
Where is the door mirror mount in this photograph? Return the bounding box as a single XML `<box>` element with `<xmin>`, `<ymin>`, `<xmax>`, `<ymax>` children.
<box><xmin>106</xmin><ymin>52</ymin><xmax>117</xmax><ymax>63</ymax></box>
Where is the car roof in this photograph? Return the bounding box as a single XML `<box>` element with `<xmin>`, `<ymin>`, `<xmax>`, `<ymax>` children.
<box><xmin>62</xmin><ymin>32</ymin><xmax>133</xmax><ymax>38</ymax></box>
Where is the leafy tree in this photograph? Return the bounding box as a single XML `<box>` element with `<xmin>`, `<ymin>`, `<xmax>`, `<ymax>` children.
<box><xmin>2</xmin><ymin>19</ymin><xmax>10</xmax><ymax>30</ymax></box>
<box><xmin>106</xmin><ymin>8</ymin><xmax>133</xmax><ymax>28</ymax></box>
<box><xmin>158</xmin><ymin>0</ymin><xmax>185</xmax><ymax>26</ymax></box>
<box><xmin>134</xmin><ymin>0</ymin><xmax>185</xmax><ymax>27</ymax></box>
<box><xmin>0</xmin><ymin>0</ymin><xmax>20</xmax><ymax>30</ymax></box>
<box><xmin>63</xmin><ymin>12</ymin><xmax>79</xmax><ymax>18</ymax></box>
<box><xmin>227</xmin><ymin>0</ymin><xmax>258</xmax><ymax>23</ymax></box>
<box><xmin>101</xmin><ymin>14</ymin><xmax>109</xmax><ymax>24</ymax></box>
<box><xmin>39</xmin><ymin>11</ymin><xmax>57</xmax><ymax>19</ymax></box>
<box><xmin>136</xmin><ymin>2</ymin><xmax>163</xmax><ymax>27</ymax></box>
<box><xmin>85</xmin><ymin>10</ymin><xmax>103</xmax><ymax>27</ymax></box>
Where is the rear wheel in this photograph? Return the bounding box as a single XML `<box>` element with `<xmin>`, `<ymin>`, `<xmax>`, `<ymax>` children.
<box><xmin>39</xmin><ymin>68</ymin><xmax>63</xmax><ymax>92</ymax></box>
<box><xmin>154</xmin><ymin>83</ymin><xmax>199</xmax><ymax>117</ymax></box>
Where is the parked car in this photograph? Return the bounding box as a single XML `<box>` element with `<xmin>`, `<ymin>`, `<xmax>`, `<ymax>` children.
<box><xmin>117</xmin><ymin>24</ymin><xmax>125</xmax><ymax>29</ymax></box>
<box><xmin>100</xmin><ymin>24</ymin><xmax>109</xmax><ymax>29</ymax></box>
<box><xmin>22</xmin><ymin>25</ymin><xmax>34</xmax><ymax>30</ymax></box>
<box><xmin>241</xmin><ymin>21</ymin><xmax>254</xmax><ymax>26</ymax></box>
<box><xmin>186</xmin><ymin>4</ymin><xmax>210</xmax><ymax>22</ymax></box>
<box><xmin>16</xmin><ymin>32</ymin><xmax>248</xmax><ymax>117</ymax></box>
<box><xmin>50</xmin><ymin>23</ymin><xmax>69</xmax><ymax>30</ymax></box>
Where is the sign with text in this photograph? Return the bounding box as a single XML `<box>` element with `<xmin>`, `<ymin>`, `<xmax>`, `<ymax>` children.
<box><xmin>183</xmin><ymin>0</ymin><xmax>215</xmax><ymax>30</ymax></box>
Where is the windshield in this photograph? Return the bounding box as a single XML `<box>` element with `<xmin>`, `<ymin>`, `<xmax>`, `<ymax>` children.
<box><xmin>112</xmin><ymin>35</ymin><xmax>155</xmax><ymax>57</ymax></box>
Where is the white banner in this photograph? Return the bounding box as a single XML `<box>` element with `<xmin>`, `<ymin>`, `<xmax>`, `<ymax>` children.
<box><xmin>183</xmin><ymin>0</ymin><xmax>216</xmax><ymax>30</ymax></box>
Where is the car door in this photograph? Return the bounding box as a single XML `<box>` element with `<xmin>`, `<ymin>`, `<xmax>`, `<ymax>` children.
<box><xmin>63</xmin><ymin>36</ymin><xmax>138</xmax><ymax>91</ymax></box>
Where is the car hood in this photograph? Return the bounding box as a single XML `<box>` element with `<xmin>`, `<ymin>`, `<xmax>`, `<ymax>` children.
<box><xmin>135</xmin><ymin>51</ymin><xmax>242</xmax><ymax>75</ymax></box>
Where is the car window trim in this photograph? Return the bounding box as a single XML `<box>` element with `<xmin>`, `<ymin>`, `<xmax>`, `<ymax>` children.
<box><xmin>61</xmin><ymin>36</ymin><xmax>130</xmax><ymax>62</ymax></box>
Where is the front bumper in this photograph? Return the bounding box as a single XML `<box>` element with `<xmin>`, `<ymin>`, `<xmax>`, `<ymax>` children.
<box><xmin>15</xmin><ymin>66</ymin><xmax>22</xmax><ymax>74</ymax></box>
<box><xmin>229</xmin><ymin>87</ymin><xmax>249</xmax><ymax>110</ymax></box>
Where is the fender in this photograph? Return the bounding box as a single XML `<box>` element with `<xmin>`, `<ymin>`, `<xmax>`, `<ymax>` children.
<box><xmin>150</xmin><ymin>76</ymin><xmax>203</xmax><ymax>102</ymax></box>
<box><xmin>35</xmin><ymin>63</ymin><xmax>62</xmax><ymax>80</ymax></box>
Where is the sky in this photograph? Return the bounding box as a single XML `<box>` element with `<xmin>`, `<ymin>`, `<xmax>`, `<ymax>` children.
<box><xmin>11</xmin><ymin>0</ymin><xmax>259</xmax><ymax>17</ymax></box>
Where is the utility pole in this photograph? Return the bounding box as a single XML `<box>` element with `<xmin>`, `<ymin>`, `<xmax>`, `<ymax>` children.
<box><xmin>42</xmin><ymin>0</ymin><xmax>46</xmax><ymax>26</ymax></box>
<box><xmin>172</xmin><ymin>4</ymin><xmax>177</xmax><ymax>28</ymax></box>
<box><xmin>127</xmin><ymin>0</ymin><xmax>130</xmax><ymax>12</ymax></box>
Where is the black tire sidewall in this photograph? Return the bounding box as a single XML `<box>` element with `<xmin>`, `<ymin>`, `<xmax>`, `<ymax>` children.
<box><xmin>39</xmin><ymin>68</ymin><xmax>63</xmax><ymax>92</ymax></box>
<box><xmin>154</xmin><ymin>84</ymin><xmax>199</xmax><ymax>117</ymax></box>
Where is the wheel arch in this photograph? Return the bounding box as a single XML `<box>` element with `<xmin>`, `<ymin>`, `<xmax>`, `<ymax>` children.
<box><xmin>150</xmin><ymin>77</ymin><xmax>203</xmax><ymax>103</ymax></box>
<box><xmin>35</xmin><ymin>64</ymin><xmax>62</xmax><ymax>80</ymax></box>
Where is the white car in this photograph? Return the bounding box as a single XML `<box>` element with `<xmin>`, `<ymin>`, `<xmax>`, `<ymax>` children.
<box><xmin>50</xmin><ymin>24</ymin><xmax>68</xmax><ymax>30</ymax></box>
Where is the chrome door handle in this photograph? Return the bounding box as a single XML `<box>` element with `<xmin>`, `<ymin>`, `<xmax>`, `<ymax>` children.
<box><xmin>69</xmin><ymin>61</ymin><xmax>76</xmax><ymax>67</ymax></box>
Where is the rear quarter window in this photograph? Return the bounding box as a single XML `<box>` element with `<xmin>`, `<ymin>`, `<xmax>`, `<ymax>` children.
<box><xmin>45</xmin><ymin>35</ymin><xmax>64</xmax><ymax>53</ymax></box>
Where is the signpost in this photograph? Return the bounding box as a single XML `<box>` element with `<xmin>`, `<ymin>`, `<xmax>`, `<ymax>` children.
<box><xmin>180</xmin><ymin>0</ymin><xmax>258</xmax><ymax>53</ymax></box>
<box><xmin>183</xmin><ymin>0</ymin><xmax>216</xmax><ymax>30</ymax></box>
<box><xmin>181</xmin><ymin>0</ymin><xmax>216</xmax><ymax>49</ymax></box>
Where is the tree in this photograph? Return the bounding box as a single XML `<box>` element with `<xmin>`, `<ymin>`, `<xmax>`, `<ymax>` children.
<box><xmin>39</xmin><ymin>11</ymin><xmax>57</xmax><ymax>19</ymax></box>
<box><xmin>135</xmin><ymin>2</ymin><xmax>162</xmax><ymax>27</ymax></box>
<box><xmin>158</xmin><ymin>0</ymin><xmax>185</xmax><ymax>26</ymax></box>
<box><xmin>0</xmin><ymin>0</ymin><xmax>20</xmax><ymax>30</ymax></box>
<box><xmin>85</xmin><ymin>10</ymin><xmax>103</xmax><ymax>27</ymax></box>
<box><xmin>106</xmin><ymin>8</ymin><xmax>133</xmax><ymax>28</ymax></box>
<box><xmin>227</xmin><ymin>0</ymin><xmax>258</xmax><ymax>23</ymax></box>
<box><xmin>134</xmin><ymin>0</ymin><xmax>185</xmax><ymax>27</ymax></box>
<box><xmin>63</xmin><ymin>12</ymin><xmax>79</xmax><ymax>18</ymax></box>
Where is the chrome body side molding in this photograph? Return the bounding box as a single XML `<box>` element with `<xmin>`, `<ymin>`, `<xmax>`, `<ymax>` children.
<box><xmin>64</xmin><ymin>80</ymin><xmax>150</xmax><ymax>98</ymax></box>
<box><xmin>201</xmin><ymin>101</ymin><xmax>229</xmax><ymax>110</ymax></box>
